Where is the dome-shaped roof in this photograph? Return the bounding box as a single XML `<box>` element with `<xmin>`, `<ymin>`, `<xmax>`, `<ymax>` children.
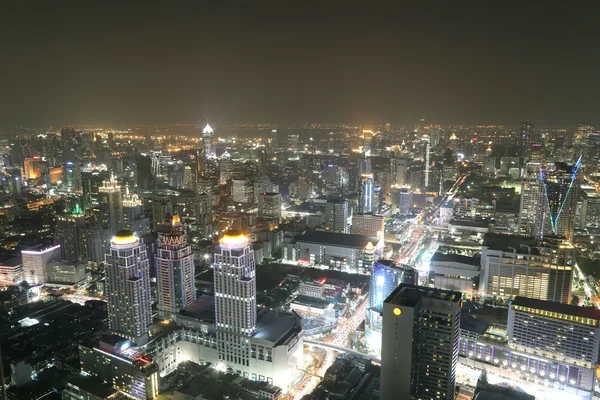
<box><xmin>112</xmin><ymin>230</ymin><xmax>138</xmax><ymax>245</ymax></box>
<box><xmin>220</xmin><ymin>229</ymin><xmax>248</xmax><ymax>246</ymax></box>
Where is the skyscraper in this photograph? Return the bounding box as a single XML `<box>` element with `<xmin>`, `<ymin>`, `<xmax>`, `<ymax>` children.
<box><xmin>64</xmin><ymin>161</ymin><xmax>83</xmax><ymax>194</ymax></box>
<box><xmin>123</xmin><ymin>187</ymin><xmax>151</xmax><ymax>236</ymax></box>
<box><xmin>98</xmin><ymin>176</ymin><xmax>124</xmax><ymax>236</ymax></box>
<box><xmin>135</xmin><ymin>154</ymin><xmax>154</xmax><ymax>189</ymax></box>
<box><xmin>203</xmin><ymin>123</ymin><xmax>215</xmax><ymax>158</ymax></box>
<box><xmin>520</xmin><ymin>121</ymin><xmax>535</xmax><ymax>156</ymax></box>
<box><xmin>359</xmin><ymin>173</ymin><xmax>374</xmax><ymax>213</ymax></box>
<box><xmin>517</xmin><ymin>162</ymin><xmax>541</xmax><ymax>236</ymax></box>
<box><xmin>214</xmin><ymin>231</ymin><xmax>257</xmax><ymax>365</ymax></box>
<box><xmin>534</xmin><ymin>157</ymin><xmax>581</xmax><ymax>242</ymax></box>
<box><xmin>156</xmin><ymin>214</ymin><xmax>195</xmax><ymax>319</ymax></box>
<box><xmin>324</xmin><ymin>199</ymin><xmax>349</xmax><ymax>233</ymax></box>
<box><xmin>380</xmin><ymin>284</ymin><xmax>461</xmax><ymax>400</ymax></box>
<box><xmin>105</xmin><ymin>230</ymin><xmax>152</xmax><ymax>345</ymax></box>
<box><xmin>21</xmin><ymin>244</ymin><xmax>61</xmax><ymax>285</ymax></box>
<box><xmin>55</xmin><ymin>206</ymin><xmax>86</xmax><ymax>261</ymax></box>
<box><xmin>258</xmin><ymin>192</ymin><xmax>282</xmax><ymax>223</ymax></box>
<box><xmin>366</xmin><ymin>260</ymin><xmax>417</xmax><ymax>354</ymax></box>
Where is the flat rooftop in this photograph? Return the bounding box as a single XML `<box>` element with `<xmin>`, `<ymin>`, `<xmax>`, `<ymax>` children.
<box><xmin>512</xmin><ymin>296</ymin><xmax>600</xmax><ymax>321</ymax></box>
<box><xmin>385</xmin><ymin>284</ymin><xmax>462</xmax><ymax>307</ymax></box>
<box><xmin>295</xmin><ymin>230</ymin><xmax>378</xmax><ymax>248</ymax></box>
<box><xmin>483</xmin><ymin>233</ymin><xmax>538</xmax><ymax>253</ymax></box>
<box><xmin>253</xmin><ymin>308</ymin><xmax>302</xmax><ymax>345</ymax></box>
<box><xmin>431</xmin><ymin>253</ymin><xmax>481</xmax><ymax>266</ymax></box>
<box><xmin>179</xmin><ymin>295</ymin><xmax>216</xmax><ymax>322</ymax></box>
<box><xmin>66</xmin><ymin>375</ymin><xmax>118</xmax><ymax>399</ymax></box>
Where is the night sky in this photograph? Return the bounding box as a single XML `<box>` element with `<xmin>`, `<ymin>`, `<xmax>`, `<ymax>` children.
<box><xmin>2</xmin><ymin>2</ymin><xmax>600</xmax><ymax>126</ymax></box>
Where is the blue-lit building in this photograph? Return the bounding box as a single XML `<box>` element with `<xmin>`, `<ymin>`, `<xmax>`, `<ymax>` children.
<box><xmin>365</xmin><ymin>259</ymin><xmax>417</xmax><ymax>355</ymax></box>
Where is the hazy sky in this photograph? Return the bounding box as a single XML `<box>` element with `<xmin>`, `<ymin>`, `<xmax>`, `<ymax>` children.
<box><xmin>2</xmin><ymin>1</ymin><xmax>600</xmax><ymax>126</ymax></box>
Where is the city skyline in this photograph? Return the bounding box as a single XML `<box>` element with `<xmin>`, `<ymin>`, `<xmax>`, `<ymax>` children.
<box><xmin>3</xmin><ymin>2</ymin><xmax>600</xmax><ymax>126</ymax></box>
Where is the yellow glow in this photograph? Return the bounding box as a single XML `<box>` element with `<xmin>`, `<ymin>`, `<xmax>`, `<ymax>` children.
<box><xmin>172</xmin><ymin>215</ymin><xmax>180</xmax><ymax>224</ymax></box>
<box><xmin>393</xmin><ymin>307</ymin><xmax>402</xmax><ymax>316</ymax></box>
<box><xmin>365</xmin><ymin>241</ymin><xmax>374</xmax><ymax>250</ymax></box>
<box><xmin>220</xmin><ymin>232</ymin><xmax>248</xmax><ymax>246</ymax></box>
<box><xmin>111</xmin><ymin>233</ymin><xmax>138</xmax><ymax>245</ymax></box>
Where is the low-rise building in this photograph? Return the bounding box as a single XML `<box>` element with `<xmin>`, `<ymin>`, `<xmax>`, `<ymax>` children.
<box><xmin>46</xmin><ymin>261</ymin><xmax>88</xmax><ymax>286</ymax></box>
<box><xmin>0</xmin><ymin>257</ymin><xmax>23</xmax><ymax>287</ymax></box>
<box><xmin>429</xmin><ymin>253</ymin><xmax>480</xmax><ymax>294</ymax></box>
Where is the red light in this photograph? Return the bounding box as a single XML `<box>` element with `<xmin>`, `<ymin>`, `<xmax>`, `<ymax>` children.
<box><xmin>320</xmin><ymin>278</ymin><xmax>326</xmax><ymax>285</ymax></box>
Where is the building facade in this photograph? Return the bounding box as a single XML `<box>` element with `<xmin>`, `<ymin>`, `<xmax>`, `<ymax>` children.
<box><xmin>21</xmin><ymin>244</ymin><xmax>61</xmax><ymax>285</ymax></box>
<box><xmin>351</xmin><ymin>213</ymin><xmax>384</xmax><ymax>238</ymax></box>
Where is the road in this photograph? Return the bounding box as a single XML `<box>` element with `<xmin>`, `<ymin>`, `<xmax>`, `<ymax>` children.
<box><xmin>291</xmin><ymin>297</ymin><xmax>369</xmax><ymax>400</ymax></box>
<box><xmin>424</xmin><ymin>174</ymin><xmax>467</xmax><ymax>223</ymax></box>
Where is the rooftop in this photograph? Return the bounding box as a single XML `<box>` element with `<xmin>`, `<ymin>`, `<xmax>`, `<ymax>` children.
<box><xmin>431</xmin><ymin>253</ymin><xmax>481</xmax><ymax>266</ymax></box>
<box><xmin>511</xmin><ymin>296</ymin><xmax>600</xmax><ymax>321</ymax></box>
<box><xmin>66</xmin><ymin>375</ymin><xmax>118</xmax><ymax>399</ymax></box>
<box><xmin>385</xmin><ymin>284</ymin><xmax>462</xmax><ymax>307</ymax></box>
<box><xmin>253</xmin><ymin>308</ymin><xmax>302</xmax><ymax>345</ymax></box>
<box><xmin>483</xmin><ymin>233</ymin><xmax>539</xmax><ymax>253</ymax></box>
<box><xmin>179</xmin><ymin>295</ymin><xmax>216</xmax><ymax>322</ymax></box>
<box><xmin>295</xmin><ymin>230</ymin><xmax>379</xmax><ymax>248</ymax></box>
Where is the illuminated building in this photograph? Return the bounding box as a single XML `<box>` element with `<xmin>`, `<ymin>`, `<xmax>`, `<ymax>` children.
<box><xmin>428</xmin><ymin>253</ymin><xmax>480</xmax><ymax>294</ymax></box>
<box><xmin>508</xmin><ymin>296</ymin><xmax>600</xmax><ymax>366</ymax></box>
<box><xmin>55</xmin><ymin>206</ymin><xmax>86</xmax><ymax>261</ymax></box>
<box><xmin>63</xmin><ymin>375</ymin><xmax>119</xmax><ymax>400</ymax></box>
<box><xmin>287</xmin><ymin>133</ymin><xmax>299</xmax><ymax>152</ymax></box>
<box><xmin>291</xmin><ymin>230</ymin><xmax>382</xmax><ymax>272</ymax></box>
<box><xmin>517</xmin><ymin>162</ymin><xmax>541</xmax><ymax>236</ymax></box>
<box><xmin>380</xmin><ymin>284</ymin><xmax>461</xmax><ymax>400</ymax></box>
<box><xmin>351</xmin><ymin>213</ymin><xmax>384</xmax><ymax>237</ymax></box>
<box><xmin>359</xmin><ymin>173</ymin><xmax>374</xmax><ymax>213</ymax></box>
<box><xmin>0</xmin><ymin>257</ymin><xmax>23</xmax><ymax>286</ymax></box>
<box><xmin>363</xmin><ymin>129</ymin><xmax>373</xmax><ymax>156</ymax></box>
<box><xmin>105</xmin><ymin>230</ymin><xmax>152</xmax><ymax>345</ymax></box>
<box><xmin>366</xmin><ymin>260</ymin><xmax>417</xmax><ymax>355</ymax></box>
<box><xmin>392</xmin><ymin>188</ymin><xmax>413</xmax><ymax>215</ymax></box>
<box><xmin>258</xmin><ymin>192</ymin><xmax>281</xmax><ymax>223</ymax></box>
<box><xmin>520</xmin><ymin>121</ymin><xmax>535</xmax><ymax>156</ymax></box>
<box><xmin>324</xmin><ymin>199</ymin><xmax>349</xmax><ymax>233</ymax></box>
<box><xmin>156</xmin><ymin>214</ymin><xmax>195</xmax><ymax>319</ymax></box>
<box><xmin>534</xmin><ymin>158</ymin><xmax>581</xmax><ymax>242</ymax></box>
<box><xmin>65</xmin><ymin>161</ymin><xmax>83</xmax><ymax>193</ymax></box>
<box><xmin>122</xmin><ymin>188</ymin><xmax>151</xmax><ymax>236</ymax></box>
<box><xmin>203</xmin><ymin>122</ymin><xmax>215</xmax><ymax>158</ymax></box>
<box><xmin>183</xmin><ymin>164</ymin><xmax>196</xmax><ymax>192</ymax></box>
<box><xmin>45</xmin><ymin>261</ymin><xmax>87</xmax><ymax>286</ymax></box>
<box><xmin>232</xmin><ymin>179</ymin><xmax>252</xmax><ymax>203</ymax></box>
<box><xmin>480</xmin><ymin>234</ymin><xmax>574</xmax><ymax>303</ymax></box>
<box><xmin>21</xmin><ymin>244</ymin><xmax>61</xmax><ymax>285</ymax></box>
<box><xmin>150</xmin><ymin>196</ymin><xmax>172</xmax><ymax>231</ymax></box>
<box><xmin>98</xmin><ymin>176</ymin><xmax>124</xmax><ymax>236</ymax></box>
<box><xmin>48</xmin><ymin>167</ymin><xmax>63</xmax><ymax>184</ymax></box>
<box><xmin>23</xmin><ymin>156</ymin><xmax>41</xmax><ymax>180</ymax></box>
<box><xmin>79</xmin><ymin>335</ymin><xmax>158</xmax><ymax>400</ymax></box>
<box><xmin>7</xmin><ymin>167</ymin><xmax>21</xmax><ymax>198</ymax></box>
<box><xmin>579</xmin><ymin>186</ymin><xmax>600</xmax><ymax>227</ymax></box>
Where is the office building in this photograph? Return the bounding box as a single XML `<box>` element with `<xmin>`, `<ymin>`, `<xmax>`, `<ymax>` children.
<box><xmin>23</xmin><ymin>156</ymin><xmax>41</xmax><ymax>180</ymax></box>
<box><xmin>324</xmin><ymin>199</ymin><xmax>349</xmax><ymax>233</ymax></box>
<box><xmin>351</xmin><ymin>213</ymin><xmax>384</xmax><ymax>237</ymax></box>
<box><xmin>481</xmin><ymin>234</ymin><xmax>574</xmax><ymax>303</ymax></box>
<box><xmin>258</xmin><ymin>192</ymin><xmax>282</xmax><ymax>223</ymax></box>
<box><xmin>580</xmin><ymin>186</ymin><xmax>600</xmax><ymax>227</ymax></box>
<box><xmin>21</xmin><ymin>244</ymin><xmax>61</xmax><ymax>285</ymax></box>
<box><xmin>393</xmin><ymin>188</ymin><xmax>413</xmax><ymax>215</ymax></box>
<box><xmin>380</xmin><ymin>284</ymin><xmax>461</xmax><ymax>400</ymax></box>
<box><xmin>366</xmin><ymin>260</ymin><xmax>418</xmax><ymax>355</ymax></box>
<box><xmin>123</xmin><ymin>188</ymin><xmax>151</xmax><ymax>236</ymax></box>
<box><xmin>203</xmin><ymin>122</ymin><xmax>215</xmax><ymax>157</ymax></box>
<box><xmin>7</xmin><ymin>167</ymin><xmax>22</xmax><ymax>198</ymax></box>
<box><xmin>55</xmin><ymin>207</ymin><xmax>86</xmax><ymax>261</ymax></box>
<box><xmin>520</xmin><ymin>121</ymin><xmax>535</xmax><ymax>155</ymax></box>
<box><xmin>429</xmin><ymin>253</ymin><xmax>480</xmax><ymax>294</ymax></box>
<box><xmin>196</xmin><ymin>192</ymin><xmax>212</xmax><ymax>236</ymax></box>
<box><xmin>508</xmin><ymin>296</ymin><xmax>600</xmax><ymax>366</ymax></box>
<box><xmin>62</xmin><ymin>375</ymin><xmax>121</xmax><ymax>400</ymax></box>
<box><xmin>46</xmin><ymin>261</ymin><xmax>87</xmax><ymax>286</ymax></box>
<box><xmin>79</xmin><ymin>335</ymin><xmax>158</xmax><ymax>400</ymax></box>
<box><xmin>135</xmin><ymin>154</ymin><xmax>154</xmax><ymax>189</ymax></box>
<box><xmin>517</xmin><ymin>162</ymin><xmax>541</xmax><ymax>236</ymax></box>
<box><xmin>105</xmin><ymin>230</ymin><xmax>152</xmax><ymax>345</ymax></box>
<box><xmin>253</xmin><ymin>175</ymin><xmax>278</xmax><ymax>204</ymax></box>
<box><xmin>64</xmin><ymin>161</ymin><xmax>83</xmax><ymax>194</ymax></box>
<box><xmin>98</xmin><ymin>176</ymin><xmax>124</xmax><ymax>236</ymax></box>
<box><xmin>0</xmin><ymin>257</ymin><xmax>23</xmax><ymax>286</ymax></box>
<box><xmin>359</xmin><ymin>173</ymin><xmax>374</xmax><ymax>213</ymax></box>
<box><xmin>156</xmin><ymin>214</ymin><xmax>195</xmax><ymax>319</ymax></box>
<box><xmin>232</xmin><ymin>179</ymin><xmax>253</xmax><ymax>203</ymax></box>
<box><xmin>534</xmin><ymin>158</ymin><xmax>581</xmax><ymax>242</ymax></box>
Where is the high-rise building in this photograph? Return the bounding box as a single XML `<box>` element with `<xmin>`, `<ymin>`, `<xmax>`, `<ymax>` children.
<box><xmin>393</xmin><ymin>188</ymin><xmax>413</xmax><ymax>215</ymax></box>
<box><xmin>202</xmin><ymin>123</ymin><xmax>215</xmax><ymax>158</ymax></box>
<box><xmin>359</xmin><ymin>173</ymin><xmax>374</xmax><ymax>213</ymax></box>
<box><xmin>55</xmin><ymin>206</ymin><xmax>87</xmax><ymax>261</ymax></box>
<box><xmin>481</xmin><ymin>234</ymin><xmax>574</xmax><ymax>303</ymax></box>
<box><xmin>214</xmin><ymin>231</ymin><xmax>257</xmax><ymax>367</ymax></box>
<box><xmin>351</xmin><ymin>213</ymin><xmax>384</xmax><ymax>237</ymax></box>
<box><xmin>7</xmin><ymin>167</ymin><xmax>21</xmax><ymax>198</ymax></box>
<box><xmin>21</xmin><ymin>244</ymin><xmax>61</xmax><ymax>285</ymax></box>
<box><xmin>98</xmin><ymin>176</ymin><xmax>124</xmax><ymax>236</ymax></box>
<box><xmin>253</xmin><ymin>175</ymin><xmax>278</xmax><ymax>204</ymax></box>
<box><xmin>123</xmin><ymin>188</ymin><xmax>151</xmax><ymax>236</ymax></box>
<box><xmin>520</xmin><ymin>121</ymin><xmax>535</xmax><ymax>156</ymax></box>
<box><xmin>366</xmin><ymin>260</ymin><xmax>417</xmax><ymax>355</ymax></box>
<box><xmin>517</xmin><ymin>162</ymin><xmax>541</xmax><ymax>236</ymax></box>
<box><xmin>105</xmin><ymin>230</ymin><xmax>152</xmax><ymax>345</ymax></box>
<box><xmin>508</xmin><ymin>296</ymin><xmax>600</xmax><ymax>366</ymax></box>
<box><xmin>324</xmin><ymin>199</ymin><xmax>349</xmax><ymax>233</ymax></box>
<box><xmin>156</xmin><ymin>215</ymin><xmax>195</xmax><ymax>319</ymax></box>
<box><xmin>380</xmin><ymin>284</ymin><xmax>461</xmax><ymax>400</ymax></box>
<box><xmin>534</xmin><ymin>158</ymin><xmax>581</xmax><ymax>242</ymax></box>
<box><xmin>232</xmin><ymin>179</ymin><xmax>252</xmax><ymax>203</ymax></box>
<box><xmin>287</xmin><ymin>134</ymin><xmax>300</xmax><ymax>152</ymax></box>
<box><xmin>258</xmin><ymin>192</ymin><xmax>282</xmax><ymax>223</ymax></box>
<box><xmin>150</xmin><ymin>196</ymin><xmax>172</xmax><ymax>231</ymax></box>
<box><xmin>23</xmin><ymin>156</ymin><xmax>41</xmax><ymax>180</ymax></box>
<box><xmin>64</xmin><ymin>161</ymin><xmax>83</xmax><ymax>194</ymax></box>
<box><xmin>135</xmin><ymin>154</ymin><xmax>154</xmax><ymax>189</ymax></box>
<box><xmin>195</xmin><ymin>192</ymin><xmax>212</xmax><ymax>236</ymax></box>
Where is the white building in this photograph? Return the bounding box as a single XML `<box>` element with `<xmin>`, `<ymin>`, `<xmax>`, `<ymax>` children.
<box><xmin>46</xmin><ymin>261</ymin><xmax>87</xmax><ymax>286</ymax></box>
<box><xmin>258</xmin><ymin>192</ymin><xmax>282</xmax><ymax>223</ymax></box>
<box><xmin>0</xmin><ymin>257</ymin><xmax>23</xmax><ymax>287</ymax></box>
<box><xmin>232</xmin><ymin>179</ymin><xmax>253</xmax><ymax>203</ymax></box>
<box><xmin>203</xmin><ymin>123</ymin><xmax>215</xmax><ymax>158</ymax></box>
<box><xmin>105</xmin><ymin>230</ymin><xmax>152</xmax><ymax>345</ymax></box>
<box><xmin>98</xmin><ymin>176</ymin><xmax>124</xmax><ymax>236</ymax></box>
<box><xmin>21</xmin><ymin>244</ymin><xmax>61</xmax><ymax>285</ymax></box>
<box><xmin>156</xmin><ymin>215</ymin><xmax>195</xmax><ymax>319</ymax></box>
<box><xmin>351</xmin><ymin>213</ymin><xmax>384</xmax><ymax>238</ymax></box>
